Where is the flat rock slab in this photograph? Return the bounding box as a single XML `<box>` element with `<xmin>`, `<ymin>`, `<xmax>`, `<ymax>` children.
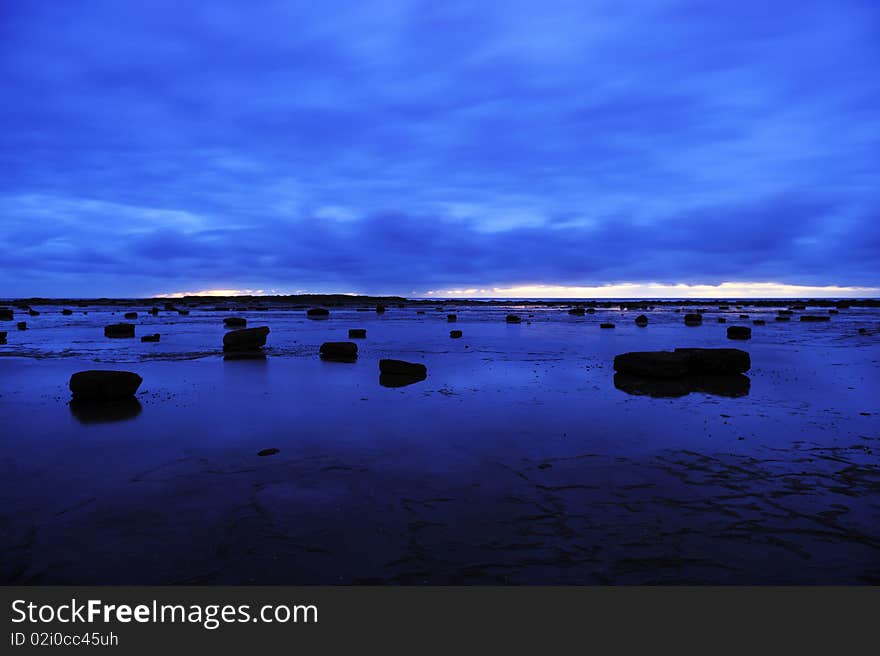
<box><xmin>614</xmin><ymin>348</ymin><xmax>750</xmax><ymax>379</ymax></box>
<box><xmin>379</xmin><ymin>359</ymin><xmax>427</xmax><ymax>377</ymax></box>
<box><xmin>69</xmin><ymin>370</ymin><xmax>143</xmax><ymax>400</ymax></box>
<box><xmin>104</xmin><ymin>323</ymin><xmax>135</xmax><ymax>338</ymax></box>
<box><xmin>223</xmin><ymin>326</ymin><xmax>269</xmax><ymax>351</ymax></box>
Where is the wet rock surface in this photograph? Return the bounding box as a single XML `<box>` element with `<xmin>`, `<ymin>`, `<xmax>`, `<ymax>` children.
<box><xmin>69</xmin><ymin>370</ymin><xmax>143</xmax><ymax>400</ymax></box>
<box><xmin>104</xmin><ymin>323</ymin><xmax>135</xmax><ymax>338</ymax></box>
<box><xmin>223</xmin><ymin>326</ymin><xmax>269</xmax><ymax>352</ymax></box>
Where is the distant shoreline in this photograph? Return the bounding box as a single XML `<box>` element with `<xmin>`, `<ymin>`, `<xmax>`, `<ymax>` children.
<box><xmin>2</xmin><ymin>294</ymin><xmax>879</xmax><ymax>308</ymax></box>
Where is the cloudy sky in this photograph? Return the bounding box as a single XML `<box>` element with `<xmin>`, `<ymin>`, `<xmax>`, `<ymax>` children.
<box><xmin>2</xmin><ymin>0</ymin><xmax>879</xmax><ymax>297</ymax></box>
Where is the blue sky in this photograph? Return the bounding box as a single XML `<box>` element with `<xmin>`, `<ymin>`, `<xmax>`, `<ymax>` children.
<box><xmin>1</xmin><ymin>0</ymin><xmax>879</xmax><ymax>297</ymax></box>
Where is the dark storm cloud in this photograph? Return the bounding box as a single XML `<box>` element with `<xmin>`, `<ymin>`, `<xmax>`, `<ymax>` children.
<box><xmin>1</xmin><ymin>0</ymin><xmax>878</xmax><ymax>295</ymax></box>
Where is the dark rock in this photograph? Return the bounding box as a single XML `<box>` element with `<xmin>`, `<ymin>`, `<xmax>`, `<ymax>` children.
<box><xmin>69</xmin><ymin>370</ymin><xmax>143</xmax><ymax>400</ymax></box>
<box><xmin>416</xmin><ymin>310</ymin><xmax>426</xmax><ymax>315</ymax></box>
<box><xmin>613</xmin><ymin>348</ymin><xmax>750</xmax><ymax>378</ymax></box>
<box><xmin>62</xmin><ymin>309</ymin><xmax>73</xmax><ymax>315</ymax></box>
<box><xmin>380</xmin><ymin>359</ymin><xmax>427</xmax><ymax>377</ymax></box>
<box><xmin>739</xmin><ymin>314</ymin><xmax>749</xmax><ymax>318</ymax></box>
<box><xmin>150</xmin><ymin>307</ymin><xmax>160</xmax><ymax>315</ymax></box>
<box><xmin>0</xmin><ymin>331</ymin><xmax>6</xmax><ymax>344</ymax></box>
<box><xmin>28</xmin><ymin>309</ymin><xmax>40</xmax><ymax>316</ymax></box>
<box><xmin>223</xmin><ymin>317</ymin><xmax>247</xmax><ymax>327</ymax></box>
<box><xmin>717</xmin><ymin>317</ymin><xmax>727</xmax><ymax>323</ymax></box>
<box><xmin>348</xmin><ymin>328</ymin><xmax>367</xmax><ymax>338</ymax></box>
<box><xmin>613</xmin><ymin>351</ymin><xmax>690</xmax><ymax>379</ymax></box>
<box><xmin>778</xmin><ymin>309</ymin><xmax>793</xmax><ymax>315</ymax></box>
<box><xmin>829</xmin><ymin>309</ymin><xmax>839</xmax><ymax>314</ymax></box>
<box><xmin>0</xmin><ymin>308</ymin><xmax>12</xmax><ymax>320</ymax></box>
<box><xmin>568</xmin><ymin>307</ymin><xmax>586</xmax><ymax>316</ymax></box>
<box><xmin>124</xmin><ymin>312</ymin><xmax>138</xmax><ymax>319</ymax></box>
<box><xmin>376</xmin><ymin>305</ymin><xmax>386</xmax><ymax>314</ymax></box>
<box><xmin>223</xmin><ymin>326</ymin><xmax>269</xmax><ymax>351</ymax></box>
<box><xmin>790</xmin><ymin>304</ymin><xmax>806</xmax><ymax>311</ymax></box>
<box><xmin>177</xmin><ymin>309</ymin><xmax>190</xmax><ymax>316</ymax></box>
<box><xmin>800</xmin><ymin>315</ymin><xmax>831</xmax><ymax>322</ymax></box>
<box><xmin>257</xmin><ymin>448</ymin><xmax>279</xmax><ymax>457</ymax></box>
<box><xmin>775</xmin><ymin>316</ymin><xmax>791</xmax><ymax>322</ymax></box>
<box><xmin>140</xmin><ymin>334</ymin><xmax>160</xmax><ymax>342</ymax></box>
<box><xmin>858</xmin><ymin>328</ymin><xmax>867</xmax><ymax>334</ymax></box>
<box><xmin>450</xmin><ymin>330</ymin><xmax>462</xmax><ymax>338</ymax></box>
<box><xmin>675</xmin><ymin>348</ymin><xmax>751</xmax><ymax>374</ymax></box>
<box><xmin>753</xmin><ymin>319</ymin><xmax>765</xmax><ymax>325</ymax></box>
<box><xmin>727</xmin><ymin>326</ymin><xmax>752</xmax><ymax>340</ymax></box>
<box><xmin>320</xmin><ymin>341</ymin><xmax>358</xmax><ymax>361</ymax></box>
<box><xmin>447</xmin><ymin>314</ymin><xmax>457</xmax><ymax>322</ymax></box>
<box><xmin>586</xmin><ymin>308</ymin><xmax>596</xmax><ymax>314</ymax></box>
<box><xmin>634</xmin><ymin>314</ymin><xmax>648</xmax><ymax>326</ymax></box>
<box><xmin>506</xmin><ymin>314</ymin><xmax>522</xmax><ymax>323</ymax></box>
<box><xmin>17</xmin><ymin>321</ymin><xmax>26</xmax><ymax>330</ymax></box>
<box><xmin>307</xmin><ymin>307</ymin><xmax>329</xmax><ymax>318</ymax></box>
<box><xmin>104</xmin><ymin>323</ymin><xmax>135</xmax><ymax>338</ymax></box>
<box><xmin>600</xmin><ymin>322</ymin><xmax>615</xmax><ymax>329</ymax></box>
<box><xmin>684</xmin><ymin>313</ymin><xmax>702</xmax><ymax>326</ymax></box>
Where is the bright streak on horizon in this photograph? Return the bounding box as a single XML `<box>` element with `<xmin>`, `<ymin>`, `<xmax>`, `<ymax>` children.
<box><xmin>422</xmin><ymin>282</ymin><xmax>880</xmax><ymax>299</ymax></box>
<box><xmin>154</xmin><ymin>288</ymin><xmax>270</xmax><ymax>298</ymax></box>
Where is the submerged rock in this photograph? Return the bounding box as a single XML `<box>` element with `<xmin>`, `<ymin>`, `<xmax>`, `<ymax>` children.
<box><xmin>223</xmin><ymin>317</ymin><xmax>247</xmax><ymax>327</ymax></box>
<box><xmin>320</xmin><ymin>341</ymin><xmax>358</xmax><ymax>361</ymax></box>
<box><xmin>800</xmin><ymin>315</ymin><xmax>831</xmax><ymax>322</ymax></box>
<box><xmin>140</xmin><ymin>334</ymin><xmax>160</xmax><ymax>342</ymax></box>
<box><xmin>69</xmin><ymin>370</ymin><xmax>143</xmax><ymax>400</ymax></box>
<box><xmin>104</xmin><ymin>323</ymin><xmax>135</xmax><ymax>338</ymax></box>
<box><xmin>450</xmin><ymin>330</ymin><xmax>463</xmax><ymax>338</ymax></box>
<box><xmin>727</xmin><ymin>326</ymin><xmax>752</xmax><ymax>340</ymax></box>
<box><xmin>348</xmin><ymin>328</ymin><xmax>367</xmax><ymax>338</ymax></box>
<box><xmin>684</xmin><ymin>313</ymin><xmax>702</xmax><ymax>326</ymax></box>
<box><xmin>613</xmin><ymin>348</ymin><xmax>750</xmax><ymax>379</ymax></box>
<box><xmin>223</xmin><ymin>326</ymin><xmax>269</xmax><ymax>352</ymax></box>
<box><xmin>506</xmin><ymin>314</ymin><xmax>522</xmax><ymax>323</ymax></box>
<box><xmin>307</xmin><ymin>307</ymin><xmax>330</xmax><ymax>318</ymax></box>
<box><xmin>634</xmin><ymin>314</ymin><xmax>648</xmax><ymax>326</ymax></box>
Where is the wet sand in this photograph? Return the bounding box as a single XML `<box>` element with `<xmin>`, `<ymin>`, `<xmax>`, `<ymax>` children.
<box><xmin>1</xmin><ymin>301</ymin><xmax>878</xmax><ymax>583</ymax></box>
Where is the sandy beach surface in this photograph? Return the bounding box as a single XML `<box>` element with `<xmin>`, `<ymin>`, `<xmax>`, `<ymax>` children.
<box><xmin>1</xmin><ymin>301</ymin><xmax>878</xmax><ymax>583</ymax></box>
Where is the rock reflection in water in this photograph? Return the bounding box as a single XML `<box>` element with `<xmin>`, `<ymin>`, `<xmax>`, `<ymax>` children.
<box><xmin>614</xmin><ymin>372</ymin><xmax>750</xmax><ymax>398</ymax></box>
<box><xmin>379</xmin><ymin>373</ymin><xmax>427</xmax><ymax>388</ymax></box>
<box><xmin>69</xmin><ymin>397</ymin><xmax>143</xmax><ymax>424</ymax></box>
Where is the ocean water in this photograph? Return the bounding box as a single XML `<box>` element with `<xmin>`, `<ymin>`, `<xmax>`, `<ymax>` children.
<box><xmin>1</xmin><ymin>302</ymin><xmax>878</xmax><ymax>583</ymax></box>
